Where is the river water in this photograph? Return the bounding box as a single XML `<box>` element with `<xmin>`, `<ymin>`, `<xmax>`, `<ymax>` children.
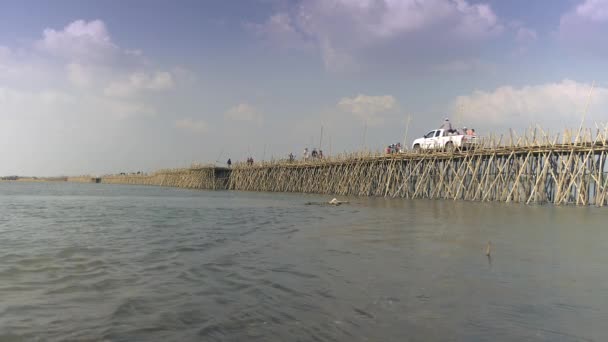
<box><xmin>1</xmin><ymin>182</ymin><xmax>607</xmax><ymax>341</ymax></box>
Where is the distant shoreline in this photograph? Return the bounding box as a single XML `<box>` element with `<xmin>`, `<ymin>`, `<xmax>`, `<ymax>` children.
<box><xmin>0</xmin><ymin>177</ymin><xmax>67</xmax><ymax>182</ymax></box>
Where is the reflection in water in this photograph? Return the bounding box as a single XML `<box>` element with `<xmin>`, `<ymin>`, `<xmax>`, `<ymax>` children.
<box><xmin>0</xmin><ymin>182</ymin><xmax>607</xmax><ymax>341</ymax></box>
<box><xmin>486</xmin><ymin>240</ymin><xmax>493</xmax><ymax>268</ymax></box>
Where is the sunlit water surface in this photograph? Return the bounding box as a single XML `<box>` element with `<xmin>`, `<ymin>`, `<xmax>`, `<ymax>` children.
<box><xmin>1</xmin><ymin>182</ymin><xmax>607</xmax><ymax>341</ymax></box>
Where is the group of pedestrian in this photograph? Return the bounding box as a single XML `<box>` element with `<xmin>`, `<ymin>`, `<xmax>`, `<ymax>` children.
<box><xmin>463</xmin><ymin>127</ymin><xmax>476</xmax><ymax>136</ymax></box>
<box><xmin>440</xmin><ymin>118</ymin><xmax>476</xmax><ymax>136</ymax></box>
<box><xmin>302</xmin><ymin>147</ymin><xmax>323</xmax><ymax>161</ymax></box>
<box><xmin>226</xmin><ymin>148</ymin><xmax>330</xmax><ymax>166</ymax></box>
<box><xmin>385</xmin><ymin>143</ymin><xmax>402</xmax><ymax>154</ymax></box>
<box><xmin>312</xmin><ymin>148</ymin><xmax>323</xmax><ymax>159</ymax></box>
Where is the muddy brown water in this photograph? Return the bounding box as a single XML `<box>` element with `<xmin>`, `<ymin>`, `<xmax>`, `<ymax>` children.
<box><xmin>1</xmin><ymin>181</ymin><xmax>607</xmax><ymax>341</ymax></box>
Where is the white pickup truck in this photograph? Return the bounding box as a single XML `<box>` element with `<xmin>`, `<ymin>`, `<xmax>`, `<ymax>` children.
<box><xmin>411</xmin><ymin>129</ymin><xmax>478</xmax><ymax>152</ymax></box>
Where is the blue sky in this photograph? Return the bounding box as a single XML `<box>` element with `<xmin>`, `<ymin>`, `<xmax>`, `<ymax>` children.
<box><xmin>1</xmin><ymin>0</ymin><xmax>608</xmax><ymax>176</ymax></box>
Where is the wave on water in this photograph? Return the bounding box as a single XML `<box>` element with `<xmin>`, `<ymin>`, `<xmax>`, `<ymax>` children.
<box><xmin>1</xmin><ymin>182</ymin><xmax>606</xmax><ymax>341</ymax></box>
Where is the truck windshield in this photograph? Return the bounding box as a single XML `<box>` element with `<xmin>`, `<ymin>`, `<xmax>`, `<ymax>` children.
<box><xmin>424</xmin><ymin>131</ymin><xmax>435</xmax><ymax>138</ymax></box>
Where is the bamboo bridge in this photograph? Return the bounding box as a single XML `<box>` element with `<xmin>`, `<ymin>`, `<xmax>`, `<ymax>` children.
<box><xmin>97</xmin><ymin>128</ymin><xmax>608</xmax><ymax>206</ymax></box>
<box><xmin>101</xmin><ymin>166</ymin><xmax>230</xmax><ymax>190</ymax></box>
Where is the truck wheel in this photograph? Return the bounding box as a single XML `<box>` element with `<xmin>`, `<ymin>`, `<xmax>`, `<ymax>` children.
<box><xmin>445</xmin><ymin>142</ymin><xmax>455</xmax><ymax>153</ymax></box>
<box><xmin>413</xmin><ymin>144</ymin><xmax>421</xmax><ymax>153</ymax></box>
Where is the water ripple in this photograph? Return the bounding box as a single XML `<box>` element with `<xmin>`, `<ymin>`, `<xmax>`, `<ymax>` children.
<box><xmin>1</xmin><ymin>182</ymin><xmax>607</xmax><ymax>341</ymax></box>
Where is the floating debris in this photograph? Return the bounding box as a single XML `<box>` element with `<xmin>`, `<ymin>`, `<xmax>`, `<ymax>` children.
<box><xmin>328</xmin><ymin>198</ymin><xmax>348</xmax><ymax>206</ymax></box>
<box><xmin>304</xmin><ymin>198</ymin><xmax>349</xmax><ymax>206</ymax></box>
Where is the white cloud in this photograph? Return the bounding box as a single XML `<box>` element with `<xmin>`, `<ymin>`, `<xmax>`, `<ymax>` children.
<box><xmin>66</xmin><ymin>63</ymin><xmax>92</xmax><ymax>87</ymax></box>
<box><xmin>4</xmin><ymin>20</ymin><xmax>175</xmax><ymax>121</ymax></box>
<box><xmin>34</xmin><ymin>20</ymin><xmax>175</xmax><ymax>111</ymax></box>
<box><xmin>0</xmin><ymin>88</ymin><xmax>46</xmax><ymax>118</ymax></box>
<box><xmin>146</xmin><ymin>72</ymin><xmax>174</xmax><ymax>90</ymax></box>
<box><xmin>0</xmin><ymin>19</ymin><xmax>199</xmax><ymax>175</ymax></box>
<box><xmin>248</xmin><ymin>13</ymin><xmax>312</xmax><ymax>50</ymax></box>
<box><xmin>36</xmin><ymin>19</ymin><xmax>118</xmax><ymax>62</ymax></box>
<box><xmin>319</xmin><ymin>37</ymin><xmax>359</xmax><ymax>72</ymax></box>
<box><xmin>0</xmin><ymin>86</ymin><xmax>154</xmax><ymax>121</ymax></box>
<box><xmin>575</xmin><ymin>0</ymin><xmax>608</xmax><ymax>22</ymax></box>
<box><xmin>0</xmin><ymin>46</ymin><xmax>32</xmax><ymax>78</ymax></box>
<box><xmin>508</xmin><ymin>24</ymin><xmax>537</xmax><ymax>56</ymax></box>
<box><xmin>175</xmin><ymin>118</ymin><xmax>209</xmax><ymax>133</ymax></box>
<box><xmin>99</xmin><ymin>98</ymin><xmax>156</xmax><ymax>119</ymax></box>
<box><xmin>559</xmin><ymin>0</ymin><xmax>608</xmax><ymax>55</ymax></box>
<box><xmin>0</xmin><ymin>45</ymin><xmax>10</xmax><ymax>58</ymax></box>
<box><xmin>224</xmin><ymin>103</ymin><xmax>263</xmax><ymax>124</ymax></box>
<box><xmin>253</xmin><ymin>0</ymin><xmax>502</xmax><ymax>71</ymax></box>
<box><xmin>300</xmin><ymin>0</ymin><xmax>501</xmax><ymax>40</ymax></box>
<box><xmin>0</xmin><ymin>88</ymin><xmax>73</xmax><ymax>116</ymax></box>
<box><xmin>515</xmin><ymin>27</ymin><xmax>537</xmax><ymax>45</ymax></box>
<box><xmin>104</xmin><ymin>71</ymin><xmax>174</xmax><ymax>97</ymax></box>
<box><xmin>338</xmin><ymin>94</ymin><xmax>398</xmax><ymax>125</ymax></box>
<box><xmin>453</xmin><ymin>80</ymin><xmax>608</xmax><ymax>129</ymax></box>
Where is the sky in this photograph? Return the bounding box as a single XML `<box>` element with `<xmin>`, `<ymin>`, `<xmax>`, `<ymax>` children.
<box><xmin>1</xmin><ymin>0</ymin><xmax>608</xmax><ymax>176</ymax></box>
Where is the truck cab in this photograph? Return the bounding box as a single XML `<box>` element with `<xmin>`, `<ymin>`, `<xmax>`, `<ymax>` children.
<box><xmin>420</xmin><ymin>129</ymin><xmax>445</xmax><ymax>149</ymax></box>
